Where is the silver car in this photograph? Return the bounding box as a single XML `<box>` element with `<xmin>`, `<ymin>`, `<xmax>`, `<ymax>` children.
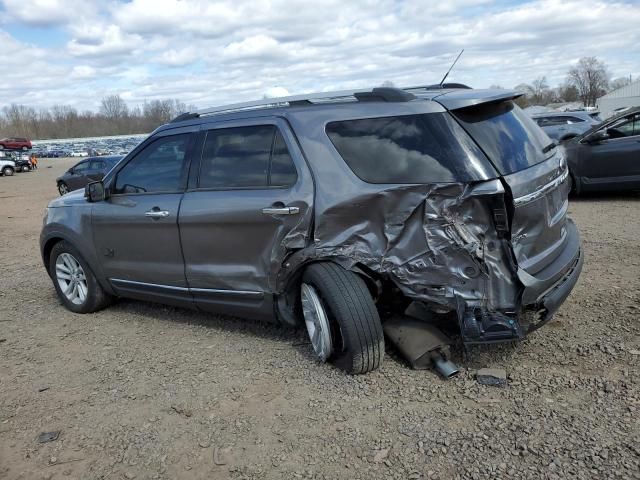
<box><xmin>531</xmin><ymin>111</ymin><xmax>601</xmax><ymax>142</ymax></box>
<box><xmin>41</xmin><ymin>86</ymin><xmax>583</xmax><ymax>374</ymax></box>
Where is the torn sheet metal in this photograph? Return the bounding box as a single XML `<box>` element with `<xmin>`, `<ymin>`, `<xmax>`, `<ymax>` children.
<box><xmin>279</xmin><ymin>181</ymin><xmax>521</xmax><ymax>315</ymax></box>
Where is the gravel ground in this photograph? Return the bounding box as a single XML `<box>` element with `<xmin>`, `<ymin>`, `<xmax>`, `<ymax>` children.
<box><xmin>1</xmin><ymin>158</ymin><xmax>638</xmax><ymax>480</ymax></box>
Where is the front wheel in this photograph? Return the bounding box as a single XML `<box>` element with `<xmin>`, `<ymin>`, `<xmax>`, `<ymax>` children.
<box><xmin>22</xmin><ymin>165</ymin><xmax>30</xmax><ymax>172</ymax></box>
<box><xmin>58</xmin><ymin>182</ymin><xmax>69</xmax><ymax>195</ymax></box>
<box><xmin>49</xmin><ymin>241</ymin><xmax>112</xmax><ymax>314</ymax></box>
<box><xmin>301</xmin><ymin>262</ymin><xmax>384</xmax><ymax>374</ymax></box>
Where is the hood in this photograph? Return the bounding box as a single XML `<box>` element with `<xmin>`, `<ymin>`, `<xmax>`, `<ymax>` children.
<box><xmin>48</xmin><ymin>188</ymin><xmax>87</xmax><ymax>208</ymax></box>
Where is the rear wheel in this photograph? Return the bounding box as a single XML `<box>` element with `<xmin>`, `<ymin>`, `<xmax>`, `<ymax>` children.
<box><xmin>301</xmin><ymin>262</ymin><xmax>384</xmax><ymax>374</ymax></box>
<box><xmin>2</xmin><ymin>166</ymin><xmax>14</xmax><ymax>176</ymax></box>
<box><xmin>49</xmin><ymin>241</ymin><xmax>112</xmax><ymax>314</ymax></box>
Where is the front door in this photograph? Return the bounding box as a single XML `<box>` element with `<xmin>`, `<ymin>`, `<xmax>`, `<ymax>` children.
<box><xmin>92</xmin><ymin>132</ymin><xmax>195</xmax><ymax>306</ymax></box>
<box><xmin>581</xmin><ymin>112</ymin><xmax>640</xmax><ymax>189</ymax></box>
<box><xmin>179</xmin><ymin>119</ymin><xmax>314</xmax><ymax>319</ymax></box>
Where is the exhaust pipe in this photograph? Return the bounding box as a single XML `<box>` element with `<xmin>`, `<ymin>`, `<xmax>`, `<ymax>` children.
<box><xmin>432</xmin><ymin>353</ymin><xmax>460</xmax><ymax>379</ymax></box>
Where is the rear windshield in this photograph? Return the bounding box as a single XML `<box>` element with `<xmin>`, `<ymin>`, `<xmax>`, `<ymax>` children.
<box><xmin>453</xmin><ymin>101</ymin><xmax>552</xmax><ymax>175</ymax></box>
<box><xmin>325</xmin><ymin>113</ymin><xmax>494</xmax><ymax>184</ymax></box>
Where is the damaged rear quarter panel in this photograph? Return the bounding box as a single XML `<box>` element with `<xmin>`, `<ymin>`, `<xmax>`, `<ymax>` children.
<box><xmin>279</xmin><ymin>104</ymin><xmax>521</xmax><ymax>313</ymax></box>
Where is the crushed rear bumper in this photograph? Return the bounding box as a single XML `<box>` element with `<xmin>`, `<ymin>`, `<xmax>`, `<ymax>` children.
<box><xmin>460</xmin><ymin>219</ymin><xmax>583</xmax><ymax>343</ymax></box>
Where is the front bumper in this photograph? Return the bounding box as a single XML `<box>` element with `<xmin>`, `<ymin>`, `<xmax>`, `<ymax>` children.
<box><xmin>460</xmin><ymin>219</ymin><xmax>583</xmax><ymax>343</ymax></box>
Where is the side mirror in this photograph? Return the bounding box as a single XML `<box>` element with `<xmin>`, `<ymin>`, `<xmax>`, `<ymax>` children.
<box><xmin>85</xmin><ymin>181</ymin><xmax>106</xmax><ymax>202</ymax></box>
<box><xmin>586</xmin><ymin>130</ymin><xmax>609</xmax><ymax>144</ymax></box>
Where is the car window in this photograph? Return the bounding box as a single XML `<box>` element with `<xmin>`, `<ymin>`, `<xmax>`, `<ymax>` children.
<box><xmin>607</xmin><ymin>114</ymin><xmax>640</xmax><ymax>139</ymax></box>
<box><xmin>327</xmin><ymin>113</ymin><xmax>493</xmax><ymax>183</ymax></box>
<box><xmin>73</xmin><ymin>161</ymin><xmax>89</xmax><ymax>173</ymax></box>
<box><xmin>114</xmin><ymin>134</ymin><xmax>190</xmax><ymax>194</ymax></box>
<box><xmin>566</xmin><ymin>116</ymin><xmax>585</xmax><ymax>124</ymax></box>
<box><xmin>90</xmin><ymin>160</ymin><xmax>105</xmax><ymax>170</ymax></box>
<box><xmin>199</xmin><ymin>125</ymin><xmax>297</xmax><ymax>189</ymax></box>
<box><xmin>270</xmin><ymin>130</ymin><xmax>298</xmax><ymax>186</ymax></box>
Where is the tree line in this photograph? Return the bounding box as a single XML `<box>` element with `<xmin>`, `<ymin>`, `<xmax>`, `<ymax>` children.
<box><xmin>1</xmin><ymin>56</ymin><xmax>634</xmax><ymax>140</ymax></box>
<box><xmin>0</xmin><ymin>96</ymin><xmax>190</xmax><ymax>140</ymax></box>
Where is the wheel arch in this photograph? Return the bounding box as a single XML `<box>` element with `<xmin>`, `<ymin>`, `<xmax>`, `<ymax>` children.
<box><xmin>275</xmin><ymin>257</ymin><xmax>383</xmax><ymax>326</ymax></box>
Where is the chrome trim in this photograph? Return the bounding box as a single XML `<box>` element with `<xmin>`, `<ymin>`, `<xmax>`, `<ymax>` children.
<box><xmin>190</xmin><ymin>287</ymin><xmax>263</xmax><ymax>298</ymax></box>
<box><xmin>111</xmin><ymin>278</ymin><xmax>188</xmax><ymax>291</ymax></box>
<box><xmin>513</xmin><ymin>168</ymin><xmax>569</xmax><ymax>207</ymax></box>
<box><xmin>262</xmin><ymin>206</ymin><xmax>300</xmax><ymax>215</ymax></box>
<box><xmin>144</xmin><ymin>210</ymin><xmax>170</xmax><ymax>218</ymax></box>
<box><xmin>111</xmin><ymin>279</ymin><xmax>263</xmax><ymax>298</ymax></box>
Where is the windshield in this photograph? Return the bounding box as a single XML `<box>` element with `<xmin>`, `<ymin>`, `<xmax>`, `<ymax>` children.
<box><xmin>453</xmin><ymin>101</ymin><xmax>553</xmax><ymax>175</ymax></box>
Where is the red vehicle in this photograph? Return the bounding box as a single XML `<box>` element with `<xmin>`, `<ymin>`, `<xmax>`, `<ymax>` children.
<box><xmin>0</xmin><ymin>137</ymin><xmax>32</xmax><ymax>151</ymax></box>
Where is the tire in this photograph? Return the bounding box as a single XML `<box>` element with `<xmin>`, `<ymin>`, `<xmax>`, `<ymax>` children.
<box><xmin>49</xmin><ymin>241</ymin><xmax>112</xmax><ymax>314</ymax></box>
<box><xmin>301</xmin><ymin>262</ymin><xmax>384</xmax><ymax>374</ymax></box>
<box><xmin>2</xmin><ymin>166</ymin><xmax>14</xmax><ymax>176</ymax></box>
<box><xmin>58</xmin><ymin>182</ymin><xmax>69</xmax><ymax>195</ymax></box>
<box><xmin>22</xmin><ymin>165</ymin><xmax>30</xmax><ymax>172</ymax></box>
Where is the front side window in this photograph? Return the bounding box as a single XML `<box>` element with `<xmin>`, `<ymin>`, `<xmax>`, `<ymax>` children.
<box><xmin>90</xmin><ymin>160</ymin><xmax>105</xmax><ymax>170</ymax></box>
<box><xmin>326</xmin><ymin>113</ymin><xmax>493</xmax><ymax>183</ymax></box>
<box><xmin>114</xmin><ymin>134</ymin><xmax>189</xmax><ymax>194</ymax></box>
<box><xmin>73</xmin><ymin>161</ymin><xmax>89</xmax><ymax>173</ymax></box>
<box><xmin>199</xmin><ymin>125</ymin><xmax>297</xmax><ymax>189</ymax></box>
<box><xmin>607</xmin><ymin>114</ymin><xmax>640</xmax><ymax>138</ymax></box>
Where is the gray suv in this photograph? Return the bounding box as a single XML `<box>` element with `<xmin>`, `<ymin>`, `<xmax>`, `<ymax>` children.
<box><xmin>41</xmin><ymin>86</ymin><xmax>583</xmax><ymax>374</ymax></box>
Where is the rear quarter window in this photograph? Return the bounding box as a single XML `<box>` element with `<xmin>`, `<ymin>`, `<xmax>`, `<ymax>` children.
<box><xmin>325</xmin><ymin>113</ymin><xmax>493</xmax><ymax>184</ymax></box>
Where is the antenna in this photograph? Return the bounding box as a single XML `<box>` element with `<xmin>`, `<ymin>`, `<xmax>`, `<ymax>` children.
<box><xmin>439</xmin><ymin>49</ymin><xmax>464</xmax><ymax>87</ymax></box>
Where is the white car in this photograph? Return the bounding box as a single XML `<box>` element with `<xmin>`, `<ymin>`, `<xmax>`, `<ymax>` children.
<box><xmin>70</xmin><ymin>151</ymin><xmax>89</xmax><ymax>157</ymax></box>
<box><xmin>0</xmin><ymin>158</ymin><xmax>16</xmax><ymax>176</ymax></box>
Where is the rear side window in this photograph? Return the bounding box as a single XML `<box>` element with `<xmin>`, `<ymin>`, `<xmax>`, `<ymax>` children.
<box><xmin>326</xmin><ymin>113</ymin><xmax>492</xmax><ymax>184</ymax></box>
<box><xmin>114</xmin><ymin>134</ymin><xmax>189</xmax><ymax>194</ymax></box>
<box><xmin>199</xmin><ymin>125</ymin><xmax>297</xmax><ymax>189</ymax></box>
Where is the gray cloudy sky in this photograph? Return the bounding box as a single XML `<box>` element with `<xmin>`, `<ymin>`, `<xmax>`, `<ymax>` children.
<box><xmin>0</xmin><ymin>0</ymin><xmax>638</xmax><ymax>111</ymax></box>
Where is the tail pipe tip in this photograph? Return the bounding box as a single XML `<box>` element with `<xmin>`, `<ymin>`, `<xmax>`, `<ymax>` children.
<box><xmin>432</xmin><ymin>353</ymin><xmax>460</xmax><ymax>379</ymax></box>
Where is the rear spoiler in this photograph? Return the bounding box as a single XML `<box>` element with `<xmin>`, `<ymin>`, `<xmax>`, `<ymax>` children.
<box><xmin>433</xmin><ymin>89</ymin><xmax>524</xmax><ymax>111</ymax></box>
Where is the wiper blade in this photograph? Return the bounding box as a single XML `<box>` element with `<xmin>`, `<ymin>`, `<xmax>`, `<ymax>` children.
<box><xmin>542</xmin><ymin>142</ymin><xmax>557</xmax><ymax>154</ymax></box>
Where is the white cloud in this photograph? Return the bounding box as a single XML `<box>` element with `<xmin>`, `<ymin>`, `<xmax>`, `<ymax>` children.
<box><xmin>0</xmin><ymin>0</ymin><xmax>638</xmax><ymax>111</ymax></box>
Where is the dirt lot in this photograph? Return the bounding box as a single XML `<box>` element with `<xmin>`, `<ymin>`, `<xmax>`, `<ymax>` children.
<box><xmin>0</xmin><ymin>157</ymin><xmax>638</xmax><ymax>480</ymax></box>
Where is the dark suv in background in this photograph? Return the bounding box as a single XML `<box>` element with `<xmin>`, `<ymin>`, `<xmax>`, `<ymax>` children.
<box><xmin>41</xmin><ymin>86</ymin><xmax>583</xmax><ymax>374</ymax></box>
<box><xmin>56</xmin><ymin>155</ymin><xmax>123</xmax><ymax>195</ymax></box>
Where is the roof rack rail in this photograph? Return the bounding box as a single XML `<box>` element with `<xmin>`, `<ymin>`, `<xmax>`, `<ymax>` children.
<box><xmin>192</xmin><ymin>87</ymin><xmax>417</xmax><ymax>118</ymax></box>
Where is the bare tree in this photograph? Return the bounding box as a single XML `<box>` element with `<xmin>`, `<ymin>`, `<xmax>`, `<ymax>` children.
<box><xmin>100</xmin><ymin>94</ymin><xmax>129</xmax><ymax>119</ymax></box>
<box><xmin>567</xmin><ymin>57</ymin><xmax>609</xmax><ymax>107</ymax></box>
<box><xmin>610</xmin><ymin>76</ymin><xmax>632</xmax><ymax>91</ymax></box>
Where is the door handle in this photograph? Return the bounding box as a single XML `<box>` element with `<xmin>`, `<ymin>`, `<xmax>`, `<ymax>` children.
<box><xmin>145</xmin><ymin>209</ymin><xmax>170</xmax><ymax>218</ymax></box>
<box><xmin>262</xmin><ymin>206</ymin><xmax>300</xmax><ymax>215</ymax></box>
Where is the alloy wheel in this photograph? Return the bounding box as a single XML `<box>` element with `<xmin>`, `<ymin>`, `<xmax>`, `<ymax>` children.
<box><xmin>301</xmin><ymin>283</ymin><xmax>333</xmax><ymax>361</ymax></box>
<box><xmin>55</xmin><ymin>253</ymin><xmax>88</xmax><ymax>305</ymax></box>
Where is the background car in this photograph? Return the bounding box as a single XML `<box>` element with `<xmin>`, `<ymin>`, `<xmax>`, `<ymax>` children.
<box><xmin>0</xmin><ymin>137</ymin><xmax>32</xmax><ymax>151</ymax></box>
<box><xmin>0</xmin><ymin>158</ymin><xmax>16</xmax><ymax>176</ymax></box>
<box><xmin>531</xmin><ymin>111</ymin><xmax>601</xmax><ymax>142</ymax></box>
<box><xmin>564</xmin><ymin>106</ymin><xmax>640</xmax><ymax>194</ymax></box>
<box><xmin>56</xmin><ymin>155</ymin><xmax>123</xmax><ymax>195</ymax></box>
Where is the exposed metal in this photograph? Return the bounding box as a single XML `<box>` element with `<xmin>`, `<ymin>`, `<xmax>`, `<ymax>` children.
<box><xmin>55</xmin><ymin>252</ymin><xmax>87</xmax><ymax>305</ymax></box>
<box><xmin>300</xmin><ymin>283</ymin><xmax>333</xmax><ymax>361</ymax></box>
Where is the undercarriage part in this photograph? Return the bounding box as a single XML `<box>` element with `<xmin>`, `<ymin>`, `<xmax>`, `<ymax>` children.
<box><xmin>459</xmin><ymin>308</ymin><xmax>523</xmax><ymax>343</ymax></box>
<box><xmin>432</xmin><ymin>353</ymin><xmax>460</xmax><ymax>379</ymax></box>
<box><xmin>383</xmin><ymin>316</ymin><xmax>456</xmax><ymax>376</ymax></box>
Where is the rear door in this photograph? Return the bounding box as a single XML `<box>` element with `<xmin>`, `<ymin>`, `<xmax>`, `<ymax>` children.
<box><xmin>179</xmin><ymin>117</ymin><xmax>314</xmax><ymax>319</ymax></box>
<box><xmin>92</xmin><ymin>130</ymin><xmax>196</xmax><ymax>305</ymax></box>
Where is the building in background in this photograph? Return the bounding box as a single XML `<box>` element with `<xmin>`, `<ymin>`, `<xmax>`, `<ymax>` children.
<box><xmin>597</xmin><ymin>79</ymin><xmax>640</xmax><ymax>119</ymax></box>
